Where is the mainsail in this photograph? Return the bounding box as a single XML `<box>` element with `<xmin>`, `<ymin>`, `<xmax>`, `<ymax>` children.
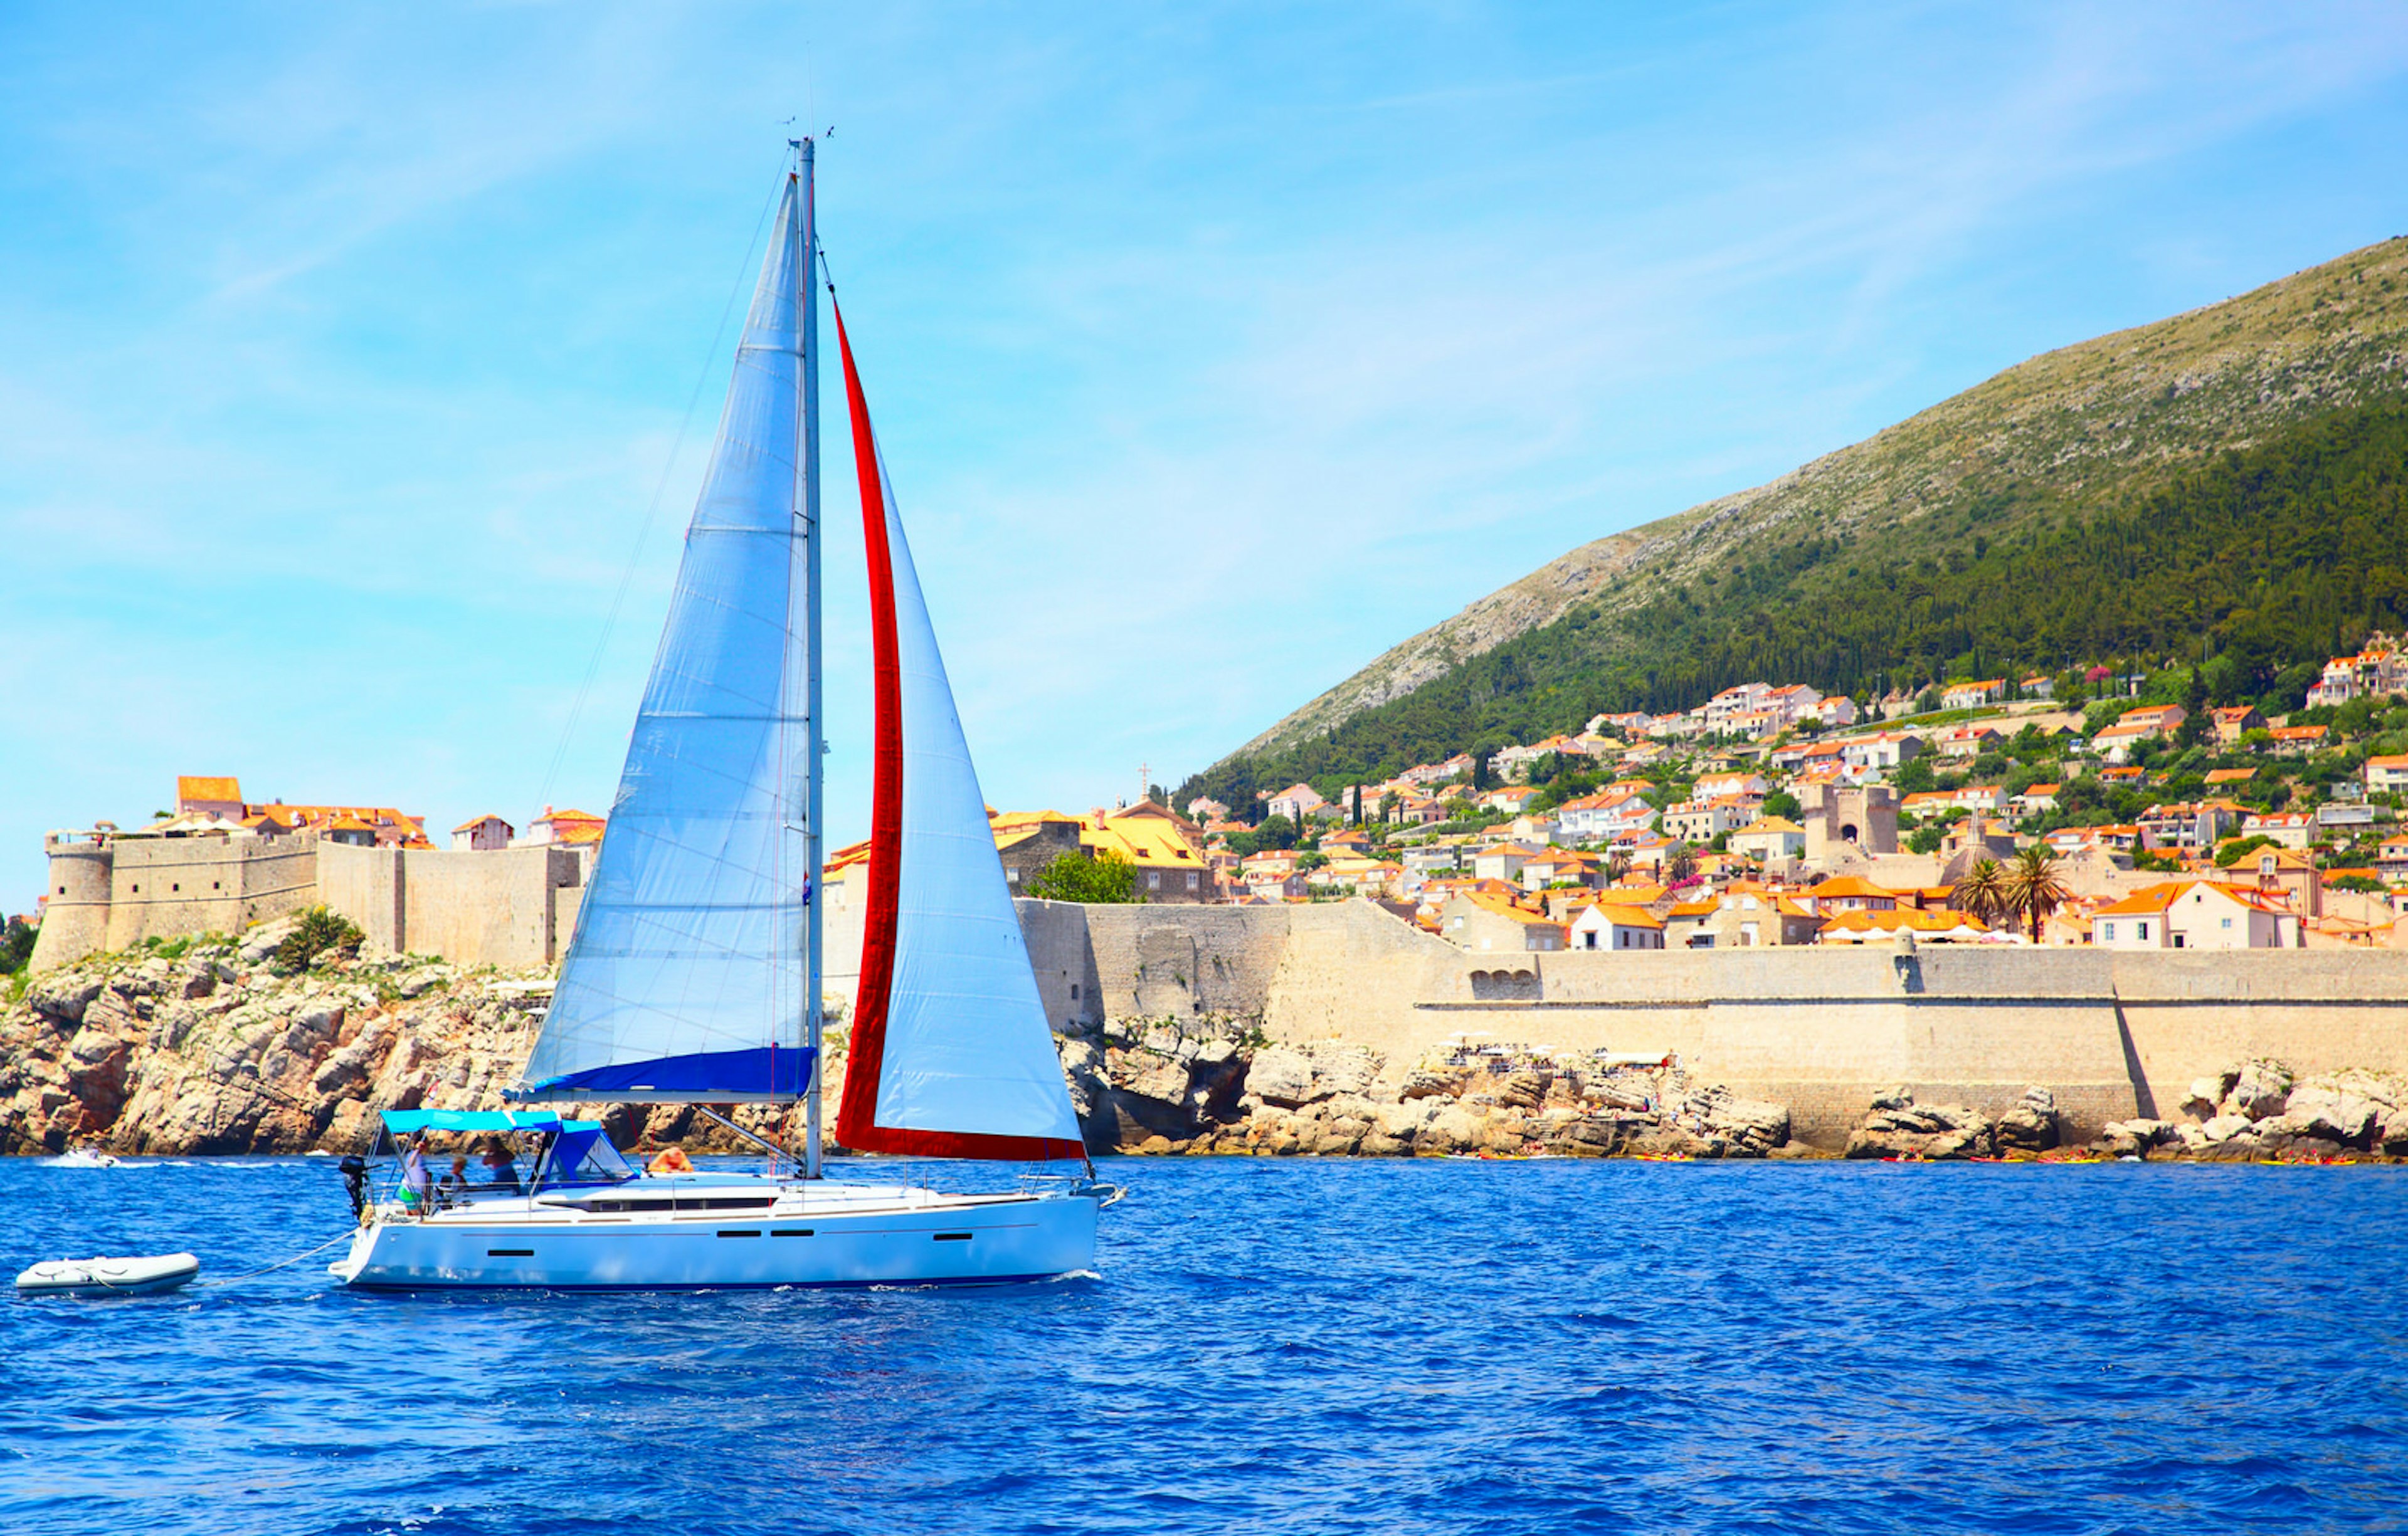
<box><xmin>514</xmin><ymin>171</ymin><xmax>816</xmax><ymax>1103</ymax></box>
<box><xmin>832</xmin><ymin>310</ymin><xmax>1086</xmax><ymax>1160</ymax></box>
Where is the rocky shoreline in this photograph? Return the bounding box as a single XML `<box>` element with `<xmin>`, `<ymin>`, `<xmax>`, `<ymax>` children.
<box><xmin>3</xmin><ymin>923</ymin><xmax>2404</xmax><ymax>1165</ymax></box>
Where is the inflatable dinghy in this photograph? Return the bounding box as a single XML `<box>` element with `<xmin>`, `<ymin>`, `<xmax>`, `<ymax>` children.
<box><xmin>15</xmin><ymin>1252</ymin><xmax>200</xmax><ymax>1298</ymax></box>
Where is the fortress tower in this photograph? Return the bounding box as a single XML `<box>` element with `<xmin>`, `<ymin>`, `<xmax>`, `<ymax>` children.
<box><xmin>29</xmin><ymin>833</ymin><xmax>116</xmax><ymax>972</ymax></box>
<box><xmin>1800</xmin><ymin>782</ymin><xmax>1898</xmax><ymax>863</ymax></box>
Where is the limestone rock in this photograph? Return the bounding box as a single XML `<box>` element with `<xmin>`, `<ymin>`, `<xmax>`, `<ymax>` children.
<box><xmin>1845</xmin><ymin>1090</ymin><xmax>1993</xmax><ymax>1159</ymax></box>
<box><xmin>2229</xmin><ymin>1059</ymin><xmax>2293</xmax><ymax>1122</ymax></box>
<box><xmin>1993</xmin><ymin>1086</ymin><xmax>2060</xmax><ymax>1153</ymax></box>
<box><xmin>1244</xmin><ymin>1048</ymin><xmax>1316</xmax><ymax>1108</ymax></box>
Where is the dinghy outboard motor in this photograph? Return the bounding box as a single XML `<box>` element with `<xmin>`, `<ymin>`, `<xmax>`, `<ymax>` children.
<box><xmin>340</xmin><ymin>1154</ymin><xmax>369</xmax><ymax>1219</ymax></box>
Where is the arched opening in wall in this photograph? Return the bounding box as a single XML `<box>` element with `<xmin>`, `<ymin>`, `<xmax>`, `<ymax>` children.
<box><xmin>1840</xmin><ymin>824</ymin><xmax>1860</xmax><ymax>843</ymax></box>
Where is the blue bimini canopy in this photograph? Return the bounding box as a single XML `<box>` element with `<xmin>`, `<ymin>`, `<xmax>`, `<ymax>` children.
<box><xmin>381</xmin><ymin>1108</ymin><xmax>562</xmax><ymax>1135</ymax></box>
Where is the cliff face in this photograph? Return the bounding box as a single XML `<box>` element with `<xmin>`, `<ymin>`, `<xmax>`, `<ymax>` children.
<box><xmin>1</xmin><ymin>927</ymin><xmax>555</xmax><ymax>1157</ymax></box>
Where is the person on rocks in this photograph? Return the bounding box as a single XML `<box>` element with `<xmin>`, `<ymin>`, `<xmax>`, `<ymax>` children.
<box><xmin>479</xmin><ymin>1137</ymin><xmax>521</xmax><ymax>1194</ymax></box>
<box><xmin>647</xmin><ymin>1143</ymin><xmax>695</xmax><ymax>1176</ymax></box>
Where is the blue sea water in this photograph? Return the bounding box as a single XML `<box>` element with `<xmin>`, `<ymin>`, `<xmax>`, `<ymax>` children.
<box><xmin>3</xmin><ymin>1156</ymin><xmax>2405</xmax><ymax>1536</ymax></box>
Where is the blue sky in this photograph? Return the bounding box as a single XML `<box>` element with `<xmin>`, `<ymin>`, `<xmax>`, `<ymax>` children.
<box><xmin>3</xmin><ymin>1</ymin><xmax>2405</xmax><ymax>906</ymax></box>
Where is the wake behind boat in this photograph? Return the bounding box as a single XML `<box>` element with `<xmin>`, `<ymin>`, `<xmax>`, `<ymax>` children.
<box><xmin>329</xmin><ymin>139</ymin><xmax>1109</xmax><ymax>1292</ymax></box>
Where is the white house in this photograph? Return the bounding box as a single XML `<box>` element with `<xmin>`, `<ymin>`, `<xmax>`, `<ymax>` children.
<box><xmin>2093</xmin><ymin>880</ymin><xmax>2301</xmax><ymax>950</ymax></box>
<box><xmin>1265</xmin><ymin>783</ymin><xmax>1328</xmax><ymax>822</ymax></box>
<box><xmin>1728</xmin><ymin>816</ymin><xmax>1806</xmax><ymax>861</ymax></box>
<box><xmin>1569</xmin><ymin>902</ymin><xmax>1666</xmax><ymax>952</ymax></box>
<box><xmin>1941</xmin><ymin>679</ymin><xmax>2007</xmax><ymax>711</ymax></box>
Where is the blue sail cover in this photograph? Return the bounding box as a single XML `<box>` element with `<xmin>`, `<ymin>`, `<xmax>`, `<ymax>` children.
<box><xmin>513</xmin><ymin>173</ymin><xmax>812</xmax><ymax>1104</ymax></box>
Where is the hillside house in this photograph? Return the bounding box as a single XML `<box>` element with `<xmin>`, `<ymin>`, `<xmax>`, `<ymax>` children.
<box><xmin>1265</xmin><ymin>784</ymin><xmax>1328</xmax><ymax>822</ymax></box>
<box><xmin>1568</xmin><ymin>902</ymin><xmax>1665</xmax><ymax>951</ymax></box>
<box><xmin>2377</xmin><ymin>834</ymin><xmax>2408</xmax><ymax>879</ymax></box>
<box><xmin>1696</xmin><ymin>885</ymin><xmax>1821</xmax><ymax>947</ymax></box>
<box><xmin>2210</xmin><ymin>706</ymin><xmax>2268</xmax><ymax>745</ymax></box>
<box><xmin>451</xmin><ymin>814</ymin><xmax>515</xmax><ymax>852</ymax></box>
<box><xmin>1692</xmin><ymin>772</ymin><xmax>1768</xmax><ymax>802</ymax></box>
<box><xmin>1472</xmin><ymin>843</ymin><xmax>1542</xmax><ymax>883</ymax></box>
<box><xmin>2265</xmin><ymin>724</ymin><xmax>2328</xmax><ymax>755</ymax></box>
<box><xmin>1840</xmin><ymin>732</ymin><xmax>1925</xmax><ymax>772</ymax></box>
<box><xmin>1728</xmin><ymin>816</ymin><xmax>1805</xmax><ymax>861</ymax></box>
<box><xmin>1478</xmin><ymin>785</ymin><xmax>1543</xmax><ymax>816</ymax></box>
<box><xmin>1439</xmin><ymin>892</ymin><xmax>1566</xmax><ymax>952</ymax></box>
<box><xmin>1941</xmin><ymin>679</ymin><xmax>2007</xmax><ymax>711</ymax></box>
<box><xmin>991</xmin><ymin>811</ymin><xmax>1087</xmax><ymax>892</ymax></box>
<box><xmin>1661</xmin><ymin>799</ymin><xmax>1743</xmax><ymax>843</ymax></box>
<box><xmin>1935</xmin><ymin>725</ymin><xmax>2005</xmax><ymax>760</ymax></box>
<box><xmin>2365</xmin><ymin>755</ymin><xmax>2408</xmax><ymax>795</ymax></box>
<box><xmin>2010</xmin><ymin>784</ymin><xmax>2061</xmax><ymax>817</ymax></box>
<box><xmin>1522</xmin><ymin>850</ymin><xmax>1600</xmax><ymax>890</ymax></box>
<box><xmin>1803</xmin><ymin>875</ymin><xmax>1899</xmax><ymax>915</ymax></box>
<box><xmin>2093</xmin><ymin>880</ymin><xmax>2301</xmax><ymax>949</ymax></box>
<box><xmin>2019</xmin><ymin>675</ymin><xmax>2056</xmax><ymax>700</ymax></box>
<box><xmin>2137</xmin><ymin>801</ymin><xmax>2244</xmax><ymax>854</ymax></box>
<box><xmin>2241</xmin><ymin>811</ymin><xmax>2318</xmax><ymax>850</ymax></box>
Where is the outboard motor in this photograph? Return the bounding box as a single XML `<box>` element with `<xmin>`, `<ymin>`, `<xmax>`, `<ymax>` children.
<box><xmin>339</xmin><ymin>1154</ymin><xmax>369</xmax><ymax>1219</ymax></box>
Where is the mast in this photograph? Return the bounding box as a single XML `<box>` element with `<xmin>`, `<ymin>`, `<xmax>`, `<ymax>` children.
<box><xmin>798</xmin><ymin>137</ymin><xmax>826</xmax><ymax>1179</ymax></box>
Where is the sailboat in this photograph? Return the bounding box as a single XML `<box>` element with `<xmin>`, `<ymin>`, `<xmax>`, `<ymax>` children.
<box><xmin>327</xmin><ymin>140</ymin><xmax>1109</xmax><ymax>1291</ymax></box>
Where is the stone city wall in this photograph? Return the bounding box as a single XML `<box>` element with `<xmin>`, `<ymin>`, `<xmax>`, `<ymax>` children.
<box><xmin>1032</xmin><ymin>899</ymin><xmax>2408</xmax><ymax>1149</ymax></box>
<box><xmin>316</xmin><ymin>842</ymin><xmax>584</xmax><ymax>969</ymax></box>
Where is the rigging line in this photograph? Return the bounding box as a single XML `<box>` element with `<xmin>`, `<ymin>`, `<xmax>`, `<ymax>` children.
<box><xmin>537</xmin><ymin>152</ymin><xmax>792</xmax><ymax>814</ymax></box>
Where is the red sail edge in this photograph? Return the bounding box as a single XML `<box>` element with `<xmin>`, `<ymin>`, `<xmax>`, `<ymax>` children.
<box><xmin>829</xmin><ymin>309</ymin><xmax>1079</xmax><ymax>1162</ymax></box>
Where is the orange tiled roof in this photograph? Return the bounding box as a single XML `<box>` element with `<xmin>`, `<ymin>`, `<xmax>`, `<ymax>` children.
<box><xmin>177</xmin><ymin>775</ymin><xmax>242</xmax><ymax>803</ymax></box>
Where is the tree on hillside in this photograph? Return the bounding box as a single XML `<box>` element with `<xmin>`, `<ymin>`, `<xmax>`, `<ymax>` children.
<box><xmin>0</xmin><ymin>916</ymin><xmax>36</xmax><ymax>975</ymax></box>
<box><xmin>1251</xmin><ymin>814</ymin><xmax>1299</xmax><ymax>852</ymax></box>
<box><xmin>2002</xmin><ymin>846</ymin><xmax>2071</xmax><ymax>942</ymax></box>
<box><xmin>1761</xmin><ymin>789</ymin><xmax>1802</xmax><ymax>821</ymax></box>
<box><xmin>1025</xmin><ymin>850</ymin><xmax>1144</xmax><ymax>904</ymax></box>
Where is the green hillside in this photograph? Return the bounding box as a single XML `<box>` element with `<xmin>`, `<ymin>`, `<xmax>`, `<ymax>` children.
<box><xmin>1183</xmin><ymin>237</ymin><xmax>2408</xmax><ymax>811</ymax></box>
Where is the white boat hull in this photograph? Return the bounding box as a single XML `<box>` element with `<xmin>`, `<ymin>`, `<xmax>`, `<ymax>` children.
<box><xmin>328</xmin><ymin>1178</ymin><xmax>1099</xmax><ymax>1291</ymax></box>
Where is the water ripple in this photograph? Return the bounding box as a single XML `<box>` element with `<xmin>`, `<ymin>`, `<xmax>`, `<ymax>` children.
<box><xmin>2</xmin><ymin>1157</ymin><xmax>2405</xmax><ymax>1533</ymax></box>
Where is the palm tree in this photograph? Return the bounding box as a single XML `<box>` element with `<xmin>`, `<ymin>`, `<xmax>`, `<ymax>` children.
<box><xmin>1954</xmin><ymin>858</ymin><xmax>2009</xmax><ymax>927</ymax></box>
<box><xmin>2003</xmin><ymin>844</ymin><xmax>2071</xmax><ymax>944</ymax></box>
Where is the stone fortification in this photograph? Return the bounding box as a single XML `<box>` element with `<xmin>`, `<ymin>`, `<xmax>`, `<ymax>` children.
<box><xmin>29</xmin><ymin>831</ymin><xmax>585</xmax><ymax>974</ymax></box>
<box><xmin>1017</xmin><ymin>900</ymin><xmax>2408</xmax><ymax>1149</ymax></box>
<box><xmin>11</xmin><ymin>896</ymin><xmax>2408</xmax><ymax>1162</ymax></box>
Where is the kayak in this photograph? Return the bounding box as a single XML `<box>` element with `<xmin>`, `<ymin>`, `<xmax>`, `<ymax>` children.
<box><xmin>14</xmin><ymin>1253</ymin><xmax>201</xmax><ymax>1298</ymax></box>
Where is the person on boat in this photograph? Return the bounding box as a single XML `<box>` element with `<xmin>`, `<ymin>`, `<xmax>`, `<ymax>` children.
<box><xmin>399</xmin><ymin>1134</ymin><xmax>433</xmax><ymax>1214</ymax></box>
<box><xmin>479</xmin><ymin>1138</ymin><xmax>521</xmax><ymax>1194</ymax></box>
<box><xmin>647</xmin><ymin>1144</ymin><xmax>695</xmax><ymax>1176</ymax></box>
<box><xmin>441</xmin><ymin>1154</ymin><xmax>470</xmax><ymax>1196</ymax></box>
